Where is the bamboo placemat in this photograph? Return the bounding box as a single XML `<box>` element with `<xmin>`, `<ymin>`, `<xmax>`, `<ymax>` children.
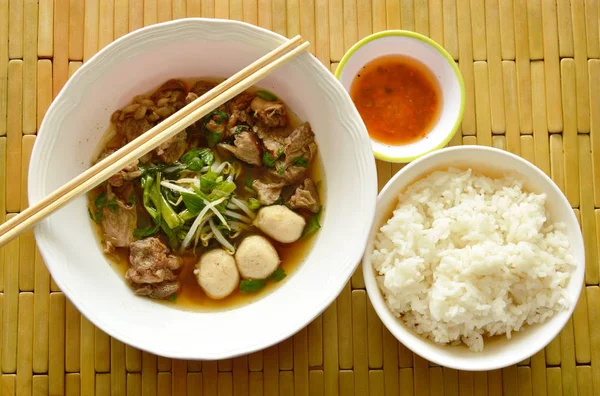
<box><xmin>1</xmin><ymin>0</ymin><xmax>599</xmax><ymax>395</ymax></box>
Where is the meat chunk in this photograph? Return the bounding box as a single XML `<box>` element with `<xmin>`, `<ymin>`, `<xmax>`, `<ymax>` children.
<box><xmin>250</xmin><ymin>96</ymin><xmax>288</xmax><ymax>127</ymax></box>
<box><xmin>151</xmin><ymin>79</ymin><xmax>187</xmax><ymax>107</ymax></box>
<box><xmin>253</xmin><ymin>125</ymin><xmax>290</xmax><ymax>156</ymax></box>
<box><xmin>126</xmin><ymin>237</ymin><xmax>182</xmax><ymax>284</ymax></box>
<box><xmin>100</xmin><ymin>195</ymin><xmax>137</xmax><ymax>248</ymax></box>
<box><xmin>288</xmin><ymin>179</ymin><xmax>320</xmax><ymax>213</ymax></box>
<box><xmin>116</xmin><ymin>117</ymin><xmax>154</xmax><ymax>143</ymax></box>
<box><xmin>252</xmin><ymin>179</ymin><xmax>284</xmax><ymax>205</ymax></box>
<box><xmin>283</xmin><ymin>122</ymin><xmax>317</xmax><ymax>166</ymax></box>
<box><xmin>219</xmin><ymin>131</ymin><xmax>262</xmax><ymax>165</ymax></box>
<box><xmin>97</xmin><ymin>149</ymin><xmax>142</xmax><ymax>187</ymax></box>
<box><xmin>155</xmin><ymin>130</ymin><xmax>188</xmax><ymax>163</ymax></box>
<box><xmin>133</xmin><ymin>281</ymin><xmax>180</xmax><ymax>299</ymax></box>
<box><xmin>269</xmin><ymin>165</ymin><xmax>307</xmax><ymax>185</ymax></box>
<box><xmin>229</xmin><ymin>92</ymin><xmax>255</xmax><ymax>113</ymax></box>
<box><xmin>191</xmin><ymin>80</ymin><xmax>217</xmax><ymax>97</ymax></box>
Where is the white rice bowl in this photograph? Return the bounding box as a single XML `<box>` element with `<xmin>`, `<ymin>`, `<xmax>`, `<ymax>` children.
<box><xmin>371</xmin><ymin>167</ymin><xmax>576</xmax><ymax>352</ymax></box>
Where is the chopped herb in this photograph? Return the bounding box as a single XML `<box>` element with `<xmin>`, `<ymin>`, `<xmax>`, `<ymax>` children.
<box><xmin>276</xmin><ymin>163</ymin><xmax>285</xmax><ymax>175</ymax></box>
<box><xmin>106</xmin><ymin>196</ymin><xmax>119</xmax><ymax>213</ymax></box>
<box><xmin>244</xmin><ymin>186</ymin><xmax>257</xmax><ymax>195</ymax></box>
<box><xmin>293</xmin><ymin>157</ymin><xmax>309</xmax><ymax>167</ymax></box>
<box><xmin>245</xmin><ymin>174</ymin><xmax>253</xmax><ymax>188</ymax></box>
<box><xmin>248</xmin><ymin>197</ymin><xmax>261</xmax><ymax>210</ymax></box>
<box><xmin>274</xmin><ymin>197</ymin><xmax>284</xmax><ymax>205</ymax></box>
<box><xmin>263</xmin><ymin>152</ymin><xmax>276</xmax><ymax>167</ymax></box>
<box><xmin>128</xmin><ymin>191</ymin><xmax>137</xmax><ymax>205</ymax></box>
<box><xmin>94</xmin><ymin>191</ymin><xmax>108</xmax><ymax>222</ymax></box>
<box><xmin>233</xmin><ymin>125</ymin><xmax>251</xmax><ymax>135</ymax></box>
<box><xmin>267</xmin><ymin>268</ymin><xmax>287</xmax><ymax>282</ymax></box>
<box><xmin>277</xmin><ymin>148</ymin><xmax>284</xmax><ymax>157</ymax></box>
<box><xmin>88</xmin><ymin>207</ymin><xmax>95</xmax><ymax>222</ymax></box>
<box><xmin>181</xmin><ymin>147</ymin><xmax>214</xmax><ymax>168</ymax></box>
<box><xmin>256</xmin><ymin>90</ymin><xmax>278</xmax><ymax>101</ymax></box>
<box><xmin>133</xmin><ymin>222</ymin><xmax>161</xmax><ymax>238</ymax></box>
<box><xmin>181</xmin><ymin>191</ymin><xmax>205</xmax><ymax>215</ymax></box>
<box><xmin>240</xmin><ymin>279</ymin><xmax>267</xmax><ymax>293</ymax></box>
<box><xmin>206</xmin><ymin>131</ymin><xmax>223</xmax><ymax>148</ymax></box>
<box><xmin>302</xmin><ymin>206</ymin><xmax>322</xmax><ymax>238</ymax></box>
<box><xmin>168</xmin><ymin>293</ymin><xmax>177</xmax><ymax>301</ymax></box>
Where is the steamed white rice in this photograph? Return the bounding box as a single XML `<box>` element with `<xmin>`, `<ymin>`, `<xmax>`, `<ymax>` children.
<box><xmin>371</xmin><ymin>168</ymin><xmax>576</xmax><ymax>352</ymax></box>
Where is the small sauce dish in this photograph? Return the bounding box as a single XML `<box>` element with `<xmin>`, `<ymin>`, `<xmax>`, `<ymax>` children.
<box><xmin>335</xmin><ymin>30</ymin><xmax>465</xmax><ymax>163</ymax></box>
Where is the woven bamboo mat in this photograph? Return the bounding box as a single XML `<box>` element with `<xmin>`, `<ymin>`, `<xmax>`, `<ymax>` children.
<box><xmin>0</xmin><ymin>0</ymin><xmax>599</xmax><ymax>395</ymax></box>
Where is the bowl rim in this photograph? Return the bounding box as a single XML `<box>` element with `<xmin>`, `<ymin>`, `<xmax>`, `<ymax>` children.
<box><xmin>362</xmin><ymin>145</ymin><xmax>585</xmax><ymax>371</ymax></box>
<box><xmin>28</xmin><ymin>17</ymin><xmax>378</xmax><ymax>360</ymax></box>
<box><xmin>334</xmin><ymin>30</ymin><xmax>466</xmax><ymax>163</ymax></box>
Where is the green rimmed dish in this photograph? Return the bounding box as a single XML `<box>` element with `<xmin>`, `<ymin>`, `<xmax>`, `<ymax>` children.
<box><xmin>335</xmin><ymin>30</ymin><xmax>466</xmax><ymax>163</ymax></box>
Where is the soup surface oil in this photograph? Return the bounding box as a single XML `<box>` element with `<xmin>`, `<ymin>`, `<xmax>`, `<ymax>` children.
<box><xmin>350</xmin><ymin>54</ymin><xmax>442</xmax><ymax>145</ymax></box>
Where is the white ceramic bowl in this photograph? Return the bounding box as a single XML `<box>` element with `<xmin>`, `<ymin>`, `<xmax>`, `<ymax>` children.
<box><xmin>28</xmin><ymin>18</ymin><xmax>377</xmax><ymax>360</ymax></box>
<box><xmin>362</xmin><ymin>146</ymin><xmax>585</xmax><ymax>371</ymax></box>
<box><xmin>335</xmin><ymin>31</ymin><xmax>465</xmax><ymax>163</ymax></box>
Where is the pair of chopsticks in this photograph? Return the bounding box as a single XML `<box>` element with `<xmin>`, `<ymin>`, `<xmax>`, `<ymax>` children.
<box><xmin>0</xmin><ymin>35</ymin><xmax>310</xmax><ymax>248</ymax></box>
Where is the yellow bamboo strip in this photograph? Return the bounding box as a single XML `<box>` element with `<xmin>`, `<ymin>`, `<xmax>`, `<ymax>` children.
<box><xmin>531</xmin><ymin>350</ymin><xmax>547</xmax><ymax>396</ymax></box>
<box><xmin>372</xmin><ymin>0</ymin><xmax>385</xmax><ymax>33</ymax></box>
<box><xmin>158</xmin><ymin>356</ymin><xmax>172</xmax><ymax>372</ymax></box>
<box><xmin>549</xmin><ymin>134</ymin><xmax>565</xmax><ymax>194</ymax></box>
<box><xmin>323</xmin><ymin>302</ymin><xmax>338</xmax><ymax>395</ymax></box>
<box><xmin>186</xmin><ymin>373</ymin><xmax>202</xmax><ymax>395</ymax></box>
<box><xmin>268</xmin><ymin>0</ymin><xmax>284</xmax><ymax>36</ymax></box>
<box><xmin>438</xmin><ymin>0</ymin><xmax>457</xmax><ymax>59</ymax></box>
<box><xmin>287</xmin><ymin>0</ymin><xmax>300</xmax><ymax>37</ymax></box>
<box><xmin>368</xmin><ymin>370</ymin><xmax>384</xmax><ymax>396</ymax></box>
<box><xmin>201</xmin><ymin>0</ymin><xmax>214</xmax><ymax>18</ymax></box>
<box><xmin>473</xmin><ymin>61</ymin><xmax>492</xmax><ymax>146</ymax></box>
<box><xmin>463</xmin><ymin>135</ymin><xmax>477</xmax><ymax>145</ymax></box>
<box><xmin>577</xmin><ymin>365</ymin><xmax>593</xmax><ymax>395</ymax></box>
<box><xmin>342</xmin><ymin>0</ymin><xmax>358</xmax><ymax>51</ymax></box>
<box><xmin>157</xmin><ymin>0</ymin><xmax>172</xmax><ymax>22</ymax></box>
<box><xmin>69</xmin><ymin>0</ymin><xmax>84</xmax><ymax>60</ymax></box>
<box><xmin>81</xmin><ymin>316</ymin><xmax>96</xmax><ymax>395</ymax></box>
<box><xmin>527</xmin><ymin>0</ymin><xmax>543</xmax><ymax>60</ymax></box>
<box><xmin>488</xmin><ymin>369</ymin><xmax>502</xmax><ymax>396</ymax></box>
<box><xmin>95</xmin><ymin>328</ymin><xmax>110</xmax><ymax>373</ymax></box>
<box><xmin>263</xmin><ymin>345</ymin><xmax>278</xmax><ymax>396</ymax></box>
<box><xmin>157</xmin><ymin>373</ymin><xmax>171</xmax><ymax>396</ymax></box>
<box><xmin>428</xmin><ymin>0</ymin><xmax>443</xmax><ymax>44</ymax></box>
<box><xmin>6</xmin><ymin>61</ymin><xmax>22</xmax><ymax>213</ymax></box>
<box><xmin>127</xmin><ymin>373</ymin><xmax>141</xmax><ymax>396</ymax></box>
<box><xmin>279</xmin><ymin>371</ymin><xmax>293</xmax><ymax>395</ymax></box>
<box><xmin>457</xmin><ymin>0</ymin><xmax>475</xmax><ymax>135</ymax></box>
<box><xmin>186</xmin><ymin>0</ymin><xmax>200</xmax><ymax>17</ymax></box>
<box><xmin>559</xmin><ymin>318</ymin><xmax>577</xmax><ymax>395</ymax></box>
<box><xmin>382</xmin><ymin>327</ymin><xmax>399</xmax><ymax>396</ymax></box>
<box><xmin>53</xmin><ymin>0</ymin><xmax>69</xmax><ymax>97</ymax></box>
<box><xmin>307</xmin><ymin>314</ymin><xmax>323</xmax><ymax>368</ymax></box>
<box><xmin>448</xmin><ymin>126</ymin><xmax>462</xmax><ymax>147</ymax></box>
<box><xmin>541</xmin><ymin>0</ymin><xmax>563</xmax><ymax>133</ymax></box>
<box><xmin>170</xmin><ymin>360</ymin><xmax>186</xmax><ymax>396</ymax></box>
<box><xmin>37</xmin><ymin>0</ymin><xmax>53</xmax><ymax>57</ymax></box>
<box><xmin>336</xmin><ymin>282</ymin><xmax>352</xmax><ymax>369</ymax></box>
<box><xmin>2</xmin><ymin>214</ymin><xmax>18</xmax><ymax>373</ymax></box>
<box><xmin>110</xmin><ymin>338</ymin><xmax>126</xmax><ymax>396</ymax></box>
<box><xmin>19</xmin><ymin>134</ymin><xmax>33</xmax><ymax>210</ymax></box>
<box><xmin>214</xmin><ymin>0</ymin><xmax>228</xmax><ymax>19</ymax></box>
<box><xmin>243</xmin><ymin>0</ymin><xmax>257</xmax><ymax>25</ymax></box>
<box><xmin>65</xmin><ymin>299</ymin><xmax>81</xmax><ymax>372</ymax></box>
<box><xmin>504</xmin><ymin>366</ymin><xmax>520</xmax><ymax>396</ymax></box>
<box><xmin>203</xmin><ymin>361</ymin><xmax>218</xmax><ymax>396</ymax></box>
<box><xmin>470</xmin><ymin>0</ymin><xmax>486</xmax><ymax>61</ymax></box>
<box><xmin>129</xmin><ymin>0</ymin><xmax>143</xmax><ymax>31</ymax></box>
<box><xmin>0</xmin><ymin>139</ymin><xmax>4</xmax><ymax>286</ymax></box>
<box><xmin>308</xmin><ymin>370</ymin><xmax>323</xmax><ymax>396</ymax></box>
<box><xmin>144</xmin><ymin>0</ymin><xmax>158</xmax><ymax>24</ymax></box>
<box><xmin>114</xmin><ymin>0</ymin><xmax>128</xmax><ymax>38</ymax></box>
<box><xmin>400</xmin><ymin>0</ymin><xmax>415</xmax><ymax>31</ymax></box>
<box><xmin>328</xmin><ymin>0</ymin><xmax>343</xmax><ymax>60</ymax></box>
<box><xmin>292</xmin><ymin>329</ymin><xmax>308</xmax><ymax>396</ymax></box>
<box><xmin>502</xmin><ymin>61</ymin><xmax>520</xmax><ymax>154</ymax></box>
<box><xmin>414</xmin><ymin>0</ymin><xmax>429</xmax><ymax>36</ymax></box>
<box><xmin>458</xmin><ymin>370</ymin><xmax>473</xmax><ymax>395</ymax></box>
<box><xmin>22</xmin><ymin>0</ymin><xmax>37</xmax><ymax>135</ymax></box>
<box><xmin>279</xmin><ymin>337</ymin><xmax>293</xmax><ymax>370</ymax></box>
<box><xmin>257</xmin><ymin>0</ymin><xmax>271</xmax><ymax>30</ymax></box>
<box><xmin>186</xmin><ymin>358</ymin><xmax>201</xmax><ymax>373</ymax></box>
<box><xmin>573</xmin><ymin>213</ymin><xmax>592</xmax><ymax>364</ymax></box>
<box><xmin>2</xmin><ymin>374</ymin><xmax>16</xmax><ymax>396</ymax></box>
<box><xmin>83</xmin><ymin>0</ymin><xmax>99</xmax><ymax>61</ymax></box>
<box><xmin>443</xmin><ymin>367</ymin><xmax>458</xmax><ymax>395</ymax></box>
<box><xmin>352</xmin><ymin>290</ymin><xmax>369</xmax><ymax>394</ymax></box>
<box><xmin>36</xmin><ymin>60</ymin><xmax>51</xmax><ymax>130</ymax></box>
<box><xmin>386</xmin><ymin>0</ymin><xmax>400</xmax><ymax>29</ymax></box>
<box><xmin>587</xmin><ymin>286</ymin><xmax>600</xmax><ymax>392</ymax></box>
<box><xmin>65</xmin><ymin>373</ymin><xmax>79</xmax><ymax>396</ymax></box>
<box><xmin>352</xmin><ymin>266</ymin><xmax>365</xmax><ymax>289</ymax></box>
<box><xmin>376</xmin><ymin>160</ymin><xmax>392</xmax><ymax>192</ymax></box>
<box><xmin>498</xmin><ymin>0</ymin><xmax>515</xmax><ymax>60</ymax></box>
<box><xmin>517</xmin><ymin>366</ymin><xmax>532</xmax><ymax>396</ymax></box>
<box><xmin>572</xmin><ymin>0</ymin><xmax>590</xmax><ymax>133</ymax></box>
<box><xmin>16</xmin><ymin>293</ymin><xmax>33</xmax><ymax>395</ymax></box>
<box><xmin>531</xmin><ymin>61</ymin><xmax>550</xmax><ymax>176</ymax></box>
<box><xmin>48</xmin><ymin>293</ymin><xmax>65</xmax><ymax>396</ymax></box>
<box><xmin>590</xmin><ymin>60</ymin><xmax>600</xmax><ymax>207</ymax></box>
<box><xmin>246</xmin><ymin>351</ymin><xmax>261</xmax><ymax>372</ymax></box>
<box><xmin>8</xmin><ymin>0</ymin><xmax>24</xmax><ymax>59</ymax></box>
<box><xmin>125</xmin><ymin>346</ymin><xmax>141</xmax><ymax>373</ymax></box>
<box><xmin>99</xmin><ymin>0</ymin><xmax>115</xmax><ymax>50</ymax></box>
<box><xmin>492</xmin><ymin>135</ymin><xmax>505</xmax><ymax>150</ymax></box>
<box><xmin>366</xmin><ymin>295</ymin><xmax>383</xmax><ymax>368</ymax></box>
<box><xmin>556</xmin><ymin>0</ymin><xmax>573</xmax><ymax>57</ymax></box>
<box><xmin>585</xmin><ymin>0</ymin><xmax>600</xmax><ymax>58</ymax></box>
<box><xmin>485</xmin><ymin>0</ymin><xmax>505</xmax><ymax>134</ymax></box>
<box><xmin>141</xmin><ymin>352</ymin><xmax>157</xmax><ymax>396</ymax></box>
<box><xmin>248</xmin><ymin>372</ymin><xmax>262</xmax><ymax>395</ymax></box>
<box><xmin>33</xmin><ymin>248</ymin><xmax>49</xmax><ymax>374</ymax></box>
<box><xmin>429</xmin><ymin>367</ymin><xmax>443</xmax><ymax>395</ymax></box>
<box><xmin>561</xmin><ymin>58</ymin><xmax>579</xmax><ymax>207</ymax></box>
<box><xmin>398</xmin><ymin>341</ymin><xmax>413</xmax><ymax>368</ymax></box>
<box><xmin>218</xmin><ymin>359</ymin><xmax>231</xmax><ymax>372</ymax></box>
<box><xmin>172</xmin><ymin>0</ymin><xmax>185</xmax><ymax>19</ymax></box>
<box><xmin>413</xmin><ymin>354</ymin><xmax>429</xmax><ymax>395</ymax></box>
<box><xmin>315</xmin><ymin>0</ymin><xmax>329</xmax><ymax>65</ymax></box>
<box><xmin>339</xmin><ymin>370</ymin><xmax>354</xmax><ymax>396</ymax></box>
<box><xmin>473</xmin><ymin>372</ymin><xmax>487</xmax><ymax>396</ymax></box>
<box><xmin>96</xmin><ymin>374</ymin><xmax>111</xmax><ymax>396</ymax></box>
<box><xmin>579</xmin><ymin>135</ymin><xmax>599</xmax><ymax>284</ymax></box>
<box><xmin>513</xmin><ymin>0</ymin><xmax>532</xmax><ymax>134</ymax></box>
<box><xmin>231</xmin><ymin>356</ymin><xmax>248</xmax><ymax>396</ymax></box>
<box><xmin>547</xmin><ymin>367</ymin><xmax>562</xmax><ymax>396</ymax></box>
<box><xmin>0</xmin><ymin>2</ymin><xmax>7</xmax><ymax>137</ymax></box>
<box><xmin>32</xmin><ymin>375</ymin><xmax>48</xmax><ymax>396</ymax></box>
<box><xmin>399</xmin><ymin>368</ymin><xmax>414</xmax><ymax>395</ymax></box>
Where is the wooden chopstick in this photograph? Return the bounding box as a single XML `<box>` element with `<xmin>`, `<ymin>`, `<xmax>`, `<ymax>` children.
<box><xmin>0</xmin><ymin>36</ymin><xmax>310</xmax><ymax>247</ymax></box>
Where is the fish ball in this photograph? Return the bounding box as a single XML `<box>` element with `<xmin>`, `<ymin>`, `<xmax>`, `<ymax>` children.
<box><xmin>254</xmin><ymin>205</ymin><xmax>306</xmax><ymax>243</ymax></box>
<box><xmin>235</xmin><ymin>235</ymin><xmax>280</xmax><ymax>279</ymax></box>
<box><xmin>195</xmin><ymin>249</ymin><xmax>240</xmax><ymax>299</ymax></box>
